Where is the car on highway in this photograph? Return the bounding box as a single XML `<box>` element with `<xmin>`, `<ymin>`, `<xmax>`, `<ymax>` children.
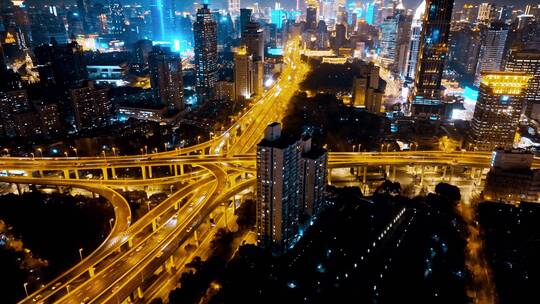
<box><xmin>51</xmin><ymin>282</ymin><xmax>62</xmax><ymax>290</ymax></box>
<box><xmin>32</xmin><ymin>295</ymin><xmax>43</xmax><ymax>303</ymax></box>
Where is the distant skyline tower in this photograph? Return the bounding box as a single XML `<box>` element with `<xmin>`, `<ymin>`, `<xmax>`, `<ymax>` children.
<box><xmin>505</xmin><ymin>49</ymin><xmax>540</xmax><ymax>121</ymax></box>
<box><xmin>406</xmin><ymin>0</ymin><xmax>425</xmax><ymax>80</ymax></box>
<box><xmin>239</xmin><ymin>8</ymin><xmax>252</xmax><ymax>37</ymax></box>
<box><xmin>474</xmin><ymin>23</ymin><xmax>509</xmax><ymax>86</ymax></box>
<box><xmin>468</xmin><ymin>72</ymin><xmax>530</xmax><ymax>151</ymax></box>
<box><xmin>193</xmin><ymin>3</ymin><xmax>218</xmax><ymax>99</ymax></box>
<box><xmin>306</xmin><ymin>5</ymin><xmax>318</xmax><ymax>30</ymax></box>
<box><xmin>228</xmin><ymin>0</ymin><xmax>240</xmax><ymax>18</ymax></box>
<box><xmin>409</xmin><ymin>0</ymin><xmax>454</xmax><ymax>118</ymax></box>
<box><xmin>242</xmin><ymin>21</ymin><xmax>264</xmax><ymax>61</ymax></box>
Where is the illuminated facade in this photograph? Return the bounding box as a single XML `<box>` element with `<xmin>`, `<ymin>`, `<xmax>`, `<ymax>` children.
<box><xmin>406</xmin><ymin>0</ymin><xmax>425</xmax><ymax>80</ymax></box>
<box><xmin>234</xmin><ymin>47</ymin><xmax>253</xmax><ymax>101</ymax></box>
<box><xmin>468</xmin><ymin>72</ymin><xmax>531</xmax><ymax>151</ymax></box>
<box><xmin>70</xmin><ymin>81</ymin><xmax>110</xmax><ymax>130</ymax></box>
<box><xmin>474</xmin><ymin>23</ymin><xmax>508</xmax><ymax>86</ymax></box>
<box><xmin>505</xmin><ymin>49</ymin><xmax>540</xmax><ymax>121</ymax></box>
<box><xmin>194</xmin><ymin>4</ymin><xmax>218</xmax><ymax>100</ymax></box>
<box><xmin>256</xmin><ymin>123</ymin><xmax>301</xmax><ymax>255</ymax></box>
<box><xmin>409</xmin><ymin>0</ymin><xmax>454</xmax><ymax>117</ymax></box>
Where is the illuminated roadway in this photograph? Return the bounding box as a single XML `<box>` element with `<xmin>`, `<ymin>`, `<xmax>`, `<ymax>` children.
<box><xmin>2</xmin><ymin>36</ymin><xmax>539</xmax><ymax>304</ymax></box>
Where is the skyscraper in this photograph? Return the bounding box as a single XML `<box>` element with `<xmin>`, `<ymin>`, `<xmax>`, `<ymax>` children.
<box><xmin>234</xmin><ymin>47</ymin><xmax>253</xmax><ymax>101</ymax></box>
<box><xmin>193</xmin><ymin>4</ymin><xmax>218</xmax><ymax>100</ymax></box>
<box><xmin>406</xmin><ymin>0</ymin><xmax>425</xmax><ymax>80</ymax></box>
<box><xmin>474</xmin><ymin>23</ymin><xmax>509</xmax><ymax>86</ymax></box>
<box><xmin>256</xmin><ymin>123</ymin><xmax>328</xmax><ymax>255</ymax></box>
<box><xmin>505</xmin><ymin>49</ymin><xmax>540</xmax><ymax>121</ymax></box>
<box><xmin>299</xmin><ymin>139</ymin><xmax>327</xmax><ymax>222</ymax></box>
<box><xmin>379</xmin><ymin>12</ymin><xmax>411</xmax><ymax>76</ymax></box>
<box><xmin>306</xmin><ymin>5</ymin><xmax>318</xmax><ymax>31</ymax></box>
<box><xmin>409</xmin><ymin>0</ymin><xmax>454</xmax><ymax>117</ymax></box>
<box><xmin>256</xmin><ymin>123</ymin><xmax>301</xmax><ymax>255</ymax></box>
<box><xmin>149</xmin><ymin>46</ymin><xmax>184</xmax><ymax>111</ymax></box>
<box><xmin>468</xmin><ymin>72</ymin><xmax>531</xmax><ymax>151</ymax></box>
<box><xmin>242</xmin><ymin>21</ymin><xmax>265</xmax><ymax>61</ymax></box>
<box><xmin>228</xmin><ymin>0</ymin><xmax>240</xmax><ymax>18</ymax></box>
<box><xmin>239</xmin><ymin>8</ymin><xmax>252</xmax><ymax>37</ymax></box>
<box><xmin>477</xmin><ymin>3</ymin><xmax>494</xmax><ymax>26</ymax></box>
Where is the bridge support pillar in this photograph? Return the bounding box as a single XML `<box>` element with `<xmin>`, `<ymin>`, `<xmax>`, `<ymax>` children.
<box><xmin>128</xmin><ymin>237</ymin><xmax>134</xmax><ymax>248</ymax></box>
<box><xmin>74</xmin><ymin>170</ymin><xmax>79</xmax><ymax>179</ymax></box>
<box><xmin>63</xmin><ymin>169</ymin><xmax>70</xmax><ymax>179</ymax></box>
<box><xmin>148</xmin><ymin>166</ymin><xmax>153</xmax><ymax>179</ymax></box>
<box><xmin>15</xmin><ymin>183</ymin><xmax>21</xmax><ymax>194</ymax></box>
<box><xmin>363</xmin><ymin>167</ymin><xmax>367</xmax><ymax>184</ymax></box>
<box><xmin>152</xmin><ymin>219</ymin><xmax>158</xmax><ymax>231</ymax></box>
<box><xmin>102</xmin><ymin>168</ymin><xmax>108</xmax><ymax>180</ymax></box>
<box><xmin>141</xmin><ymin>166</ymin><xmax>146</xmax><ymax>179</ymax></box>
<box><xmin>88</xmin><ymin>267</ymin><xmax>95</xmax><ymax>278</ymax></box>
<box><xmin>173</xmin><ymin>164</ymin><xmax>178</xmax><ymax>176</ymax></box>
<box><xmin>180</xmin><ymin>164</ymin><xmax>184</xmax><ymax>175</ymax></box>
<box><xmin>38</xmin><ymin>170</ymin><xmax>44</xmax><ymax>177</ymax></box>
<box><xmin>169</xmin><ymin>255</ymin><xmax>175</xmax><ymax>269</ymax></box>
<box><xmin>449</xmin><ymin>166</ymin><xmax>454</xmax><ymax>183</ymax></box>
<box><xmin>111</xmin><ymin>167</ymin><xmax>116</xmax><ymax>179</ymax></box>
<box><xmin>136</xmin><ymin>287</ymin><xmax>143</xmax><ymax>299</ymax></box>
<box><xmin>327</xmin><ymin>168</ymin><xmax>332</xmax><ymax>185</ymax></box>
<box><xmin>420</xmin><ymin>166</ymin><xmax>425</xmax><ymax>187</ymax></box>
<box><xmin>442</xmin><ymin>166</ymin><xmax>447</xmax><ymax>180</ymax></box>
<box><xmin>392</xmin><ymin>166</ymin><xmax>396</xmax><ymax>181</ymax></box>
<box><xmin>194</xmin><ymin>230</ymin><xmax>200</xmax><ymax>247</ymax></box>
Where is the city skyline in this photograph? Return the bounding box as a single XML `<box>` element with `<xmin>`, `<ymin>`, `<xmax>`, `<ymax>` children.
<box><xmin>1</xmin><ymin>0</ymin><xmax>540</xmax><ymax>303</ymax></box>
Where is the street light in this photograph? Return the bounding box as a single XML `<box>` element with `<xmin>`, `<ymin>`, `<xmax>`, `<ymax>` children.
<box><xmin>37</xmin><ymin>148</ymin><xmax>43</xmax><ymax>157</ymax></box>
<box><xmin>30</xmin><ymin>152</ymin><xmax>35</xmax><ymax>160</ymax></box>
<box><xmin>79</xmin><ymin>248</ymin><xmax>84</xmax><ymax>261</ymax></box>
<box><xmin>197</xmin><ymin>136</ymin><xmax>201</xmax><ymax>145</ymax></box>
<box><xmin>64</xmin><ymin>152</ymin><xmax>69</xmax><ymax>157</ymax></box>
<box><xmin>73</xmin><ymin>148</ymin><xmax>78</xmax><ymax>158</ymax></box>
<box><xmin>109</xmin><ymin>218</ymin><xmax>114</xmax><ymax>230</ymax></box>
<box><xmin>23</xmin><ymin>282</ymin><xmax>29</xmax><ymax>297</ymax></box>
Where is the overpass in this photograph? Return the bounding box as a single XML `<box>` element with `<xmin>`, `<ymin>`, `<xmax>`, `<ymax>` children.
<box><xmin>2</xmin><ymin>37</ymin><xmax>538</xmax><ymax>304</ymax></box>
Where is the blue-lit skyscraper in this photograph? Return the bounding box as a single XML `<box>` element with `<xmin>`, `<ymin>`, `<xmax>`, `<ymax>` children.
<box><xmin>194</xmin><ymin>4</ymin><xmax>218</xmax><ymax>99</ymax></box>
<box><xmin>366</xmin><ymin>2</ymin><xmax>375</xmax><ymax>25</ymax></box>
<box><xmin>409</xmin><ymin>0</ymin><xmax>454</xmax><ymax>117</ymax></box>
<box><xmin>271</xmin><ymin>3</ymin><xmax>286</xmax><ymax>29</ymax></box>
